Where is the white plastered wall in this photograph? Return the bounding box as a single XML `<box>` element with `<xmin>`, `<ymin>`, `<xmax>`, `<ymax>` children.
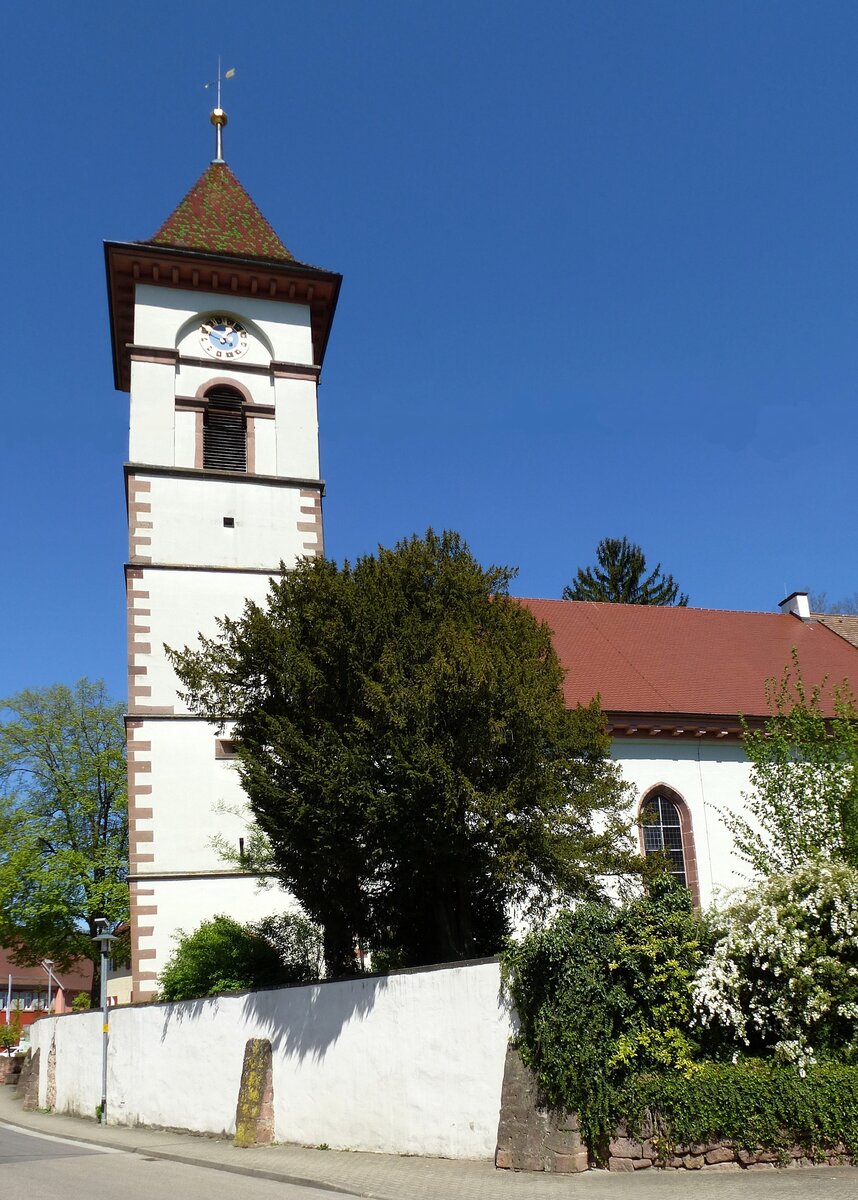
<box><xmin>137</xmin><ymin>720</ymin><xmax>250</xmax><ymax>874</ymax></box>
<box><xmin>174</xmin><ymin>362</ymin><xmax>277</xmax><ymax>404</ymax></box>
<box><xmin>131</xmin><ymin>286</ymin><xmax>320</xmax><ymax>483</ymax></box>
<box><xmin>130</xmin><ymin>709</ymin><xmax>297</xmax><ymax>981</ymax></box>
<box><xmin>129</xmin><ymin>360</ymin><xmax>175</xmax><ymax>465</ymax></box>
<box><xmin>147</xmin><ymin>877</ymin><xmax>297</xmax><ymax>981</ymax></box>
<box><xmin>138</xmin><ymin>567</ymin><xmax>273</xmax><ymax>712</ymax></box>
<box><xmin>32</xmin><ymin>960</ymin><xmax>512</xmax><ymax>1159</ymax></box>
<box><xmin>274</xmin><ymin>376</ymin><xmax>320</xmax><ymax>479</ymax></box>
<box><xmin>143</xmin><ymin>473</ymin><xmax>307</xmax><ymax>569</ymax></box>
<box><xmin>126</xmin><ymin>281</ymin><xmax>324</xmax><ymax>997</ymax></box>
<box><xmin>135</xmin><ymin>285</ymin><xmax>314</xmax><ymax>366</ymax></box>
<box><xmin>253</xmin><ymin>416</ymin><xmax>277</xmax><ymax>475</ymax></box>
<box><xmin>174</xmin><ymin>409</ymin><xmax>196</xmax><ymax>467</ymax></box>
<box><xmin>613</xmin><ymin>739</ymin><xmax>754</xmax><ymax>907</ymax></box>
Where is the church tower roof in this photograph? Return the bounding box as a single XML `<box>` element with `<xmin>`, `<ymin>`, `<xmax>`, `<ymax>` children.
<box><xmin>148</xmin><ymin>161</ymin><xmax>295</xmax><ymax>262</ymax></box>
<box><xmin>105</xmin><ymin>102</ymin><xmax>342</xmax><ymax>392</ymax></box>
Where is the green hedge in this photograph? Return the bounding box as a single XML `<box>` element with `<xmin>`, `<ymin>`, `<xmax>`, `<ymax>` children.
<box><xmin>616</xmin><ymin>1063</ymin><xmax>858</xmax><ymax>1157</ymax></box>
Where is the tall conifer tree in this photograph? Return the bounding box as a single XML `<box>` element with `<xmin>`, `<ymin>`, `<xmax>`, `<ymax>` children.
<box><xmin>564</xmin><ymin>537</ymin><xmax>688</xmax><ymax>606</ymax></box>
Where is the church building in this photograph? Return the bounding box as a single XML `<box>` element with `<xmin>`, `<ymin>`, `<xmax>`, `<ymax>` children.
<box><xmin>523</xmin><ymin>590</ymin><xmax>858</xmax><ymax>908</ymax></box>
<box><xmin>106</xmin><ymin>111</ymin><xmax>858</xmax><ymax>1001</ymax></box>
<box><xmin>105</xmin><ymin>105</ymin><xmax>340</xmax><ymax>999</ymax></box>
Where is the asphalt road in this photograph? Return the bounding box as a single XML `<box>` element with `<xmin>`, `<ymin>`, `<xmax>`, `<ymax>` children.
<box><xmin>0</xmin><ymin>1122</ymin><xmax>348</xmax><ymax>1200</ymax></box>
<box><xmin>4</xmin><ymin>1110</ymin><xmax>858</xmax><ymax>1200</ymax></box>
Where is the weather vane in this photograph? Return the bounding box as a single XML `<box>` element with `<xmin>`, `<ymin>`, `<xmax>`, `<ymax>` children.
<box><xmin>204</xmin><ymin>57</ymin><xmax>236</xmax><ymax>163</ymax></box>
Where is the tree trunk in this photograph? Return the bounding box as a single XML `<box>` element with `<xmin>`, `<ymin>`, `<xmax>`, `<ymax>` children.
<box><xmin>322</xmin><ymin>918</ymin><xmax>360</xmax><ymax>978</ymax></box>
<box><xmin>454</xmin><ymin>870</ymin><xmax>475</xmax><ymax>958</ymax></box>
<box><xmin>430</xmin><ymin>882</ymin><xmax>461</xmax><ymax>963</ymax></box>
<box><xmin>89</xmin><ymin>953</ymin><xmax>101</xmax><ymax>1009</ymax></box>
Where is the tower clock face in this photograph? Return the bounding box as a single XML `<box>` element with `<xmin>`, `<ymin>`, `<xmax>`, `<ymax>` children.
<box><xmin>199</xmin><ymin>315</ymin><xmax>249</xmax><ymax>360</ymax></box>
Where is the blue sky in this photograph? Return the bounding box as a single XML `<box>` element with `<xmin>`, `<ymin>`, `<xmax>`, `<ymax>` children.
<box><xmin>3</xmin><ymin>1</ymin><xmax>856</xmax><ymax>703</ymax></box>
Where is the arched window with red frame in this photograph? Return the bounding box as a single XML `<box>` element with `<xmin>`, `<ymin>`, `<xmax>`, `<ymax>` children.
<box><xmin>639</xmin><ymin>786</ymin><xmax>700</xmax><ymax>906</ymax></box>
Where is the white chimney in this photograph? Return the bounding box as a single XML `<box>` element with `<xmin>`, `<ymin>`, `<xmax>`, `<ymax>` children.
<box><xmin>779</xmin><ymin>590</ymin><xmax>811</xmax><ymax>619</ymax></box>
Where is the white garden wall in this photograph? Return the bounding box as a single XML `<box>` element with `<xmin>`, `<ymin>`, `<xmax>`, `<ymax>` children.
<box><xmin>30</xmin><ymin>958</ymin><xmax>512</xmax><ymax>1159</ymax></box>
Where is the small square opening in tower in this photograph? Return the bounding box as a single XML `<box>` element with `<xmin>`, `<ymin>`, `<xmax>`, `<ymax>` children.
<box><xmin>223</xmin><ymin>517</ymin><xmax>235</xmax><ymax>528</ymax></box>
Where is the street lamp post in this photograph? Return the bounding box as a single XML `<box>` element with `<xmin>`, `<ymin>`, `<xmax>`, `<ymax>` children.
<box><xmin>92</xmin><ymin>922</ymin><xmax>117</xmax><ymax>1126</ymax></box>
<box><xmin>41</xmin><ymin>960</ymin><xmax>58</xmax><ymax>1012</ymax></box>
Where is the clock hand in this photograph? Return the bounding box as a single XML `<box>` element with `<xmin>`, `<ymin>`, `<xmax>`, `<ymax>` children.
<box><xmin>201</xmin><ymin>321</ymin><xmax>237</xmax><ymax>346</ymax></box>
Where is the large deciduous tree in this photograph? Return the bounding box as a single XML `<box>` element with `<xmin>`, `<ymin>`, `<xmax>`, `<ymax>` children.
<box><xmin>564</xmin><ymin>537</ymin><xmax>688</xmax><ymax>606</ymax></box>
<box><xmin>0</xmin><ymin>680</ymin><xmax>128</xmax><ymax>1003</ymax></box>
<box><xmin>169</xmin><ymin>530</ymin><xmax>636</xmax><ymax>974</ymax></box>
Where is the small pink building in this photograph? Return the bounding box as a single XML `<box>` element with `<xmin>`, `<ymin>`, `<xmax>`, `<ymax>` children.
<box><xmin>0</xmin><ymin>948</ymin><xmax>92</xmax><ymax>1028</ymax></box>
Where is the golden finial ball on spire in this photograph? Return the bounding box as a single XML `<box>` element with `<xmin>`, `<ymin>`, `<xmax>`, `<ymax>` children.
<box><xmin>210</xmin><ymin>107</ymin><xmax>228</xmax><ymax>163</ymax></box>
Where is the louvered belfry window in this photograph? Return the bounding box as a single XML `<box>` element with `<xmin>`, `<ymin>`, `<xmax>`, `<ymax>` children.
<box><xmin>203</xmin><ymin>386</ymin><xmax>247</xmax><ymax>471</ymax></box>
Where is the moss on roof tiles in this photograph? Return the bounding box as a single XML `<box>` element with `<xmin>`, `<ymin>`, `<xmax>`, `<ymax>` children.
<box><xmin>148</xmin><ymin>162</ymin><xmax>294</xmax><ymax>261</ymax></box>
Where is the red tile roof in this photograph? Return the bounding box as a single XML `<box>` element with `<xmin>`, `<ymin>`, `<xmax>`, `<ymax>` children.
<box><xmin>814</xmin><ymin>613</ymin><xmax>858</xmax><ymax>650</ymax></box>
<box><xmin>148</xmin><ymin>162</ymin><xmax>294</xmax><ymax>261</ymax></box>
<box><xmin>0</xmin><ymin>948</ymin><xmax>92</xmax><ymax>993</ymax></box>
<box><xmin>519</xmin><ymin>599</ymin><xmax>858</xmax><ymax>720</ymax></box>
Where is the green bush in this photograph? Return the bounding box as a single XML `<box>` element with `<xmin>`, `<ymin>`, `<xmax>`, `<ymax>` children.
<box><xmin>158</xmin><ymin>915</ymin><xmax>289</xmax><ymax>1001</ymax></box>
<box><xmin>250</xmin><ymin>913</ymin><xmax>324</xmax><ymax>984</ymax></box>
<box><xmin>0</xmin><ymin>1008</ymin><xmax>23</xmax><ymax>1053</ymax></box>
<box><xmin>617</xmin><ymin>1062</ymin><xmax>858</xmax><ymax>1157</ymax></box>
<box><xmin>502</xmin><ymin>879</ymin><xmax>707</xmax><ymax>1154</ymax></box>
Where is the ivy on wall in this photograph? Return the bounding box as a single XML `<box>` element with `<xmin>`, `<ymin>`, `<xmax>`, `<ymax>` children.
<box><xmin>503</xmin><ymin>867</ymin><xmax>858</xmax><ymax>1161</ymax></box>
<box><xmin>502</xmin><ymin>879</ymin><xmax>706</xmax><ymax>1154</ymax></box>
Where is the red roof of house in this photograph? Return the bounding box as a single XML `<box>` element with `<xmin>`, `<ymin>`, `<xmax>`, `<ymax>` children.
<box><xmin>520</xmin><ymin>599</ymin><xmax>858</xmax><ymax>725</ymax></box>
<box><xmin>0</xmin><ymin>948</ymin><xmax>92</xmax><ymax>993</ymax></box>
<box><xmin>148</xmin><ymin>162</ymin><xmax>295</xmax><ymax>261</ymax></box>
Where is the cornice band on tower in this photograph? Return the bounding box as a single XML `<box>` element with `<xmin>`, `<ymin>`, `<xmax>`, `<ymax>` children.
<box><xmin>105</xmin><ymin>241</ymin><xmax>341</xmax><ymax>391</ymax></box>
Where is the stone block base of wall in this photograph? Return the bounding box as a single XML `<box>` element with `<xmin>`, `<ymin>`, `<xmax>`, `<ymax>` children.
<box><xmin>494</xmin><ymin>1045</ymin><xmax>587</xmax><ymax>1173</ymax></box>
<box><xmin>0</xmin><ymin>1055</ymin><xmax>24</xmax><ymax>1086</ymax></box>
<box><xmin>495</xmin><ymin>1049</ymin><xmax>857</xmax><ymax>1174</ymax></box>
<box><xmin>16</xmin><ymin>1048</ymin><xmax>39</xmax><ymax>1110</ymax></box>
<box><xmin>607</xmin><ymin>1126</ymin><xmax>856</xmax><ymax>1171</ymax></box>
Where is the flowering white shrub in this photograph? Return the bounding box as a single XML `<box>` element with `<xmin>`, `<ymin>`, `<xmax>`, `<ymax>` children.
<box><xmin>694</xmin><ymin>860</ymin><xmax>858</xmax><ymax>1067</ymax></box>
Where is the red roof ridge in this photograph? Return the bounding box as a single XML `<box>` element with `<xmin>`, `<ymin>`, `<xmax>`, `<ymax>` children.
<box><xmin>512</xmin><ymin>596</ymin><xmax>801</xmax><ymax>618</ymax></box>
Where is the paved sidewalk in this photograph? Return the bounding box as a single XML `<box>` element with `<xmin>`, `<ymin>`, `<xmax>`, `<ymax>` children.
<box><xmin>2</xmin><ymin>1084</ymin><xmax>857</xmax><ymax>1200</ymax></box>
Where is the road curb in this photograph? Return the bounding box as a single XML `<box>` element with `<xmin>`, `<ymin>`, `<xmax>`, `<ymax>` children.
<box><xmin>0</xmin><ymin>1105</ymin><xmax>364</xmax><ymax>1197</ymax></box>
<box><xmin>114</xmin><ymin>1147</ymin><xmax>364</xmax><ymax>1196</ymax></box>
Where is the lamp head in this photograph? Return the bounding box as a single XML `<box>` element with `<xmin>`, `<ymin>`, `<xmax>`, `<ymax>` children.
<box><xmin>92</xmin><ymin>921</ymin><xmax>118</xmax><ymax>949</ymax></box>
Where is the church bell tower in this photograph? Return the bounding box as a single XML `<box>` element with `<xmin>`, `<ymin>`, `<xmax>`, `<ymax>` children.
<box><xmin>105</xmin><ymin>107</ymin><xmax>341</xmax><ymax>998</ymax></box>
